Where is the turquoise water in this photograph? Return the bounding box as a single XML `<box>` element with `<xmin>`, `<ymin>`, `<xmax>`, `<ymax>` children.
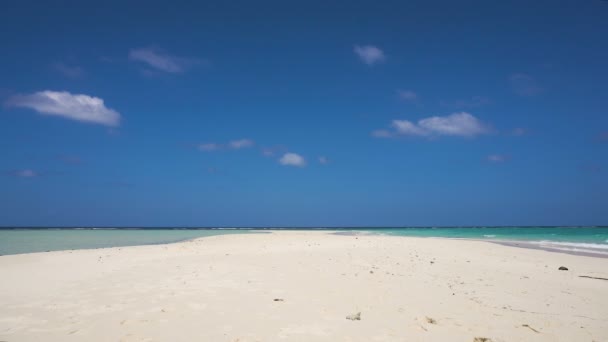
<box><xmin>0</xmin><ymin>229</ymin><xmax>249</xmax><ymax>256</ymax></box>
<box><xmin>360</xmin><ymin>227</ymin><xmax>608</xmax><ymax>256</ymax></box>
<box><xmin>364</xmin><ymin>227</ymin><xmax>608</xmax><ymax>243</ymax></box>
<box><xmin>1</xmin><ymin>227</ymin><xmax>607</xmax><ymax>256</ymax></box>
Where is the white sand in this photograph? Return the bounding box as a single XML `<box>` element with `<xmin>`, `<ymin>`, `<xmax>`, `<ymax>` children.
<box><xmin>1</xmin><ymin>231</ymin><xmax>607</xmax><ymax>342</ymax></box>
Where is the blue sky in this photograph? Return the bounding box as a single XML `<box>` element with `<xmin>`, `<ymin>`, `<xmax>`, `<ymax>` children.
<box><xmin>1</xmin><ymin>0</ymin><xmax>607</xmax><ymax>227</ymax></box>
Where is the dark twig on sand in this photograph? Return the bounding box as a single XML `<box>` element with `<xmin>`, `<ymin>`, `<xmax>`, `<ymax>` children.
<box><xmin>522</xmin><ymin>324</ymin><xmax>540</xmax><ymax>333</ymax></box>
<box><xmin>579</xmin><ymin>275</ymin><xmax>608</xmax><ymax>281</ymax></box>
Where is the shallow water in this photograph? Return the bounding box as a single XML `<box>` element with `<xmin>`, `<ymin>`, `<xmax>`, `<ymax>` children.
<box><xmin>1</xmin><ymin>227</ymin><xmax>607</xmax><ymax>256</ymax></box>
<box><xmin>362</xmin><ymin>226</ymin><xmax>608</xmax><ymax>256</ymax></box>
<box><xmin>0</xmin><ymin>228</ymin><xmax>250</xmax><ymax>256</ymax></box>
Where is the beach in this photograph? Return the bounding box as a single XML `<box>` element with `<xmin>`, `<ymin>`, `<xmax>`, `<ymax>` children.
<box><xmin>1</xmin><ymin>231</ymin><xmax>607</xmax><ymax>341</ymax></box>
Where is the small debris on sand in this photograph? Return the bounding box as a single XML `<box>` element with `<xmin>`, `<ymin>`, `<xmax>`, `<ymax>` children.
<box><xmin>558</xmin><ymin>266</ymin><xmax>568</xmax><ymax>271</ymax></box>
<box><xmin>579</xmin><ymin>275</ymin><xmax>608</xmax><ymax>281</ymax></box>
<box><xmin>273</xmin><ymin>298</ymin><xmax>284</xmax><ymax>302</ymax></box>
<box><xmin>425</xmin><ymin>317</ymin><xmax>437</xmax><ymax>324</ymax></box>
<box><xmin>473</xmin><ymin>338</ymin><xmax>492</xmax><ymax>342</ymax></box>
<box><xmin>346</xmin><ymin>312</ymin><xmax>361</xmax><ymax>321</ymax></box>
<box><xmin>522</xmin><ymin>324</ymin><xmax>540</xmax><ymax>333</ymax></box>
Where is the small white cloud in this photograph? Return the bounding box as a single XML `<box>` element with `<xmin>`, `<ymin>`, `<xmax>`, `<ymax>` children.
<box><xmin>487</xmin><ymin>154</ymin><xmax>508</xmax><ymax>163</ymax></box>
<box><xmin>397</xmin><ymin>90</ymin><xmax>418</xmax><ymax>102</ymax></box>
<box><xmin>318</xmin><ymin>156</ymin><xmax>329</xmax><ymax>164</ymax></box>
<box><xmin>375</xmin><ymin>112</ymin><xmax>489</xmax><ymax>139</ymax></box>
<box><xmin>14</xmin><ymin>169</ymin><xmax>38</xmax><ymax>178</ymax></box>
<box><xmin>509</xmin><ymin>73</ymin><xmax>542</xmax><ymax>96</ymax></box>
<box><xmin>354</xmin><ymin>45</ymin><xmax>385</xmax><ymax>65</ymax></box>
<box><xmin>417</xmin><ymin>112</ymin><xmax>488</xmax><ymax>136</ymax></box>
<box><xmin>279</xmin><ymin>153</ymin><xmax>306</xmax><ymax>167</ymax></box>
<box><xmin>7</xmin><ymin>90</ymin><xmax>121</xmax><ymax>126</ymax></box>
<box><xmin>228</xmin><ymin>139</ymin><xmax>254</xmax><ymax>149</ymax></box>
<box><xmin>129</xmin><ymin>47</ymin><xmax>201</xmax><ymax>73</ymax></box>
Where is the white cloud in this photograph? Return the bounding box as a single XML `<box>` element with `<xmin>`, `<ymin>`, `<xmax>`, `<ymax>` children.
<box><xmin>417</xmin><ymin>112</ymin><xmax>488</xmax><ymax>136</ymax></box>
<box><xmin>354</xmin><ymin>45</ymin><xmax>385</xmax><ymax>65</ymax></box>
<box><xmin>487</xmin><ymin>154</ymin><xmax>508</xmax><ymax>163</ymax></box>
<box><xmin>375</xmin><ymin>112</ymin><xmax>489</xmax><ymax>138</ymax></box>
<box><xmin>318</xmin><ymin>156</ymin><xmax>329</xmax><ymax>164</ymax></box>
<box><xmin>509</xmin><ymin>73</ymin><xmax>542</xmax><ymax>96</ymax></box>
<box><xmin>392</xmin><ymin>120</ymin><xmax>428</xmax><ymax>136</ymax></box>
<box><xmin>7</xmin><ymin>91</ymin><xmax>121</xmax><ymax>126</ymax></box>
<box><xmin>129</xmin><ymin>47</ymin><xmax>201</xmax><ymax>73</ymax></box>
<box><xmin>397</xmin><ymin>90</ymin><xmax>418</xmax><ymax>102</ymax></box>
<box><xmin>228</xmin><ymin>139</ymin><xmax>254</xmax><ymax>149</ymax></box>
<box><xmin>279</xmin><ymin>153</ymin><xmax>306</xmax><ymax>167</ymax></box>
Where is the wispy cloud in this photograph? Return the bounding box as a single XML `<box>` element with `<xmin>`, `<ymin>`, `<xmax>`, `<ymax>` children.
<box><xmin>510</xmin><ymin>73</ymin><xmax>542</xmax><ymax>96</ymax></box>
<box><xmin>198</xmin><ymin>139</ymin><xmax>255</xmax><ymax>152</ymax></box>
<box><xmin>371</xmin><ymin>129</ymin><xmax>393</xmax><ymax>138</ymax></box>
<box><xmin>228</xmin><ymin>139</ymin><xmax>254</xmax><ymax>149</ymax></box>
<box><xmin>9</xmin><ymin>169</ymin><xmax>38</xmax><ymax>178</ymax></box>
<box><xmin>279</xmin><ymin>153</ymin><xmax>306</xmax><ymax>167</ymax></box>
<box><xmin>6</xmin><ymin>90</ymin><xmax>121</xmax><ymax>127</ymax></box>
<box><xmin>129</xmin><ymin>47</ymin><xmax>203</xmax><ymax>73</ymax></box>
<box><xmin>511</xmin><ymin>127</ymin><xmax>528</xmax><ymax>136</ymax></box>
<box><xmin>261</xmin><ymin>145</ymin><xmax>287</xmax><ymax>157</ymax></box>
<box><xmin>580</xmin><ymin>163</ymin><xmax>602</xmax><ymax>173</ymax></box>
<box><xmin>397</xmin><ymin>90</ymin><xmax>418</xmax><ymax>102</ymax></box>
<box><xmin>318</xmin><ymin>156</ymin><xmax>329</xmax><ymax>164</ymax></box>
<box><xmin>486</xmin><ymin>154</ymin><xmax>509</xmax><ymax>163</ymax></box>
<box><xmin>354</xmin><ymin>45</ymin><xmax>385</xmax><ymax>66</ymax></box>
<box><xmin>52</xmin><ymin>62</ymin><xmax>85</xmax><ymax>79</ymax></box>
<box><xmin>57</xmin><ymin>155</ymin><xmax>83</xmax><ymax>165</ymax></box>
<box><xmin>374</xmin><ymin>112</ymin><xmax>490</xmax><ymax>138</ymax></box>
<box><xmin>596</xmin><ymin>131</ymin><xmax>608</xmax><ymax>142</ymax></box>
<box><xmin>198</xmin><ymin>143</ymin><xmax>220</xmax><ymax>151</ymax></box>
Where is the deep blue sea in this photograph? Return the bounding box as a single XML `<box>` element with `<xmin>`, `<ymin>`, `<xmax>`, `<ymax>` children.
<box><xmin>0</xmin><ymin>227</ymin><xmax>607</xmax><ymax>256</ymax></box>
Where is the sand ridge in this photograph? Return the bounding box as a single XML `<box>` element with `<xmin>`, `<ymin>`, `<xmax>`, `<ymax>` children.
<box><xmin>0</xmin><ymin>231</ymin><xmax>607</xmax><ymax>341</ymax></box>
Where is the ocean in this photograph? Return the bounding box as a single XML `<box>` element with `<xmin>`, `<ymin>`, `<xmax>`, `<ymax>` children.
<box><xmin>1</xmin><ymin>227</ymin><xmax>607</xmax><ymax>257</ymax></box>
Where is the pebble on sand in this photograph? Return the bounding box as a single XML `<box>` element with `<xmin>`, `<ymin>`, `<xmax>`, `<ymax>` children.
<box><xmin>346</xmin><ymin>312</ymin><xmax>361</xmax><ymax>321</ymax></box>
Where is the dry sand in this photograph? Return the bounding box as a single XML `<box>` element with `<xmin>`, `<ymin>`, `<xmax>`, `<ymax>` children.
<box><xmin>0</xmin><ymin>231</ymin><xmax>607</xmax><ymax>341</ymax></box>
